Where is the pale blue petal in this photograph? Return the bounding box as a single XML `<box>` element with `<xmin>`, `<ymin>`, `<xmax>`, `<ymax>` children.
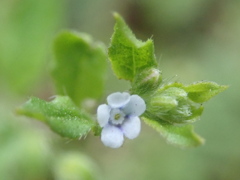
<box><xmin>101</xmin><ymin>125</ymin><xmax>124</xmax><ymax>148</ymax></box>
<box><xmin>122</xmin><ymin>116</ymin><xmax>141</xmax><ymax>139</ymax></box>
<box><xmin>97</xmin><ymin>104</ymin><xmax>110</xmax><ymax>127</ymax></box>
<box><xmin>122</xmin><ymin>95</ymin><xmax>146</xmax><ymax>116</ymax></box>
<box><xmin>107</xmin><ymin>92</ymin><xmax>130</xmax><ymax>108</ymax></box>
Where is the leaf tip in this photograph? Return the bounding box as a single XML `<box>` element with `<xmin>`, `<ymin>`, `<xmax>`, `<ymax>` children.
<box><xmin>112</xmin><ymin>12</ymin><xmax>127</xmax><ymax>28</ymax></box>
<box><xmin>113</xmin><ymin>12</ymin><xmax>121</xmax><ymax>20</ymax></box>
<box><xmin>220</xmin><ymin>85</ymin><xmax>229</xmax><ymax>92</ymax></box>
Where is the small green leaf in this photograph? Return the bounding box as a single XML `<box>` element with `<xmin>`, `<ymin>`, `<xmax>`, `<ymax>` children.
<box><xmin>52</xmin><ymin>31</ymin><xmax>107</xmax><ymax>105</ymax></box>
<box><xmin>17</xmin><ymin>96</ymin><xmax>97</xmax><ymax>139</ymax></box>
<box><xmin>108</xmin><ymin>13</ymin><xmax>158</xmax><ymax>81</ymax></box>
<box><xmin>184</xmin><ymin>81</ymin><xmax>228</xmax><ymax>103</ymax></box>
<box><xmin>142</xmin><ymin>115</ymin><xmax>204</xmax><ymax>148</ymax></box>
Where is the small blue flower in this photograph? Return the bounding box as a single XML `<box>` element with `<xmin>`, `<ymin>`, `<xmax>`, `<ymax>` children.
<box><xmin>97</xmin><ymin>92</ymin><xmax>146</xmax><ymax>148</ymax></box>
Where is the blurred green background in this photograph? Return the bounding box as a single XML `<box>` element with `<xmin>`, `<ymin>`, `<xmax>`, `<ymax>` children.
<box><xmin>0</xmin><ymin>0</ymin><xmax>239</xmax><ymax>179</ymax></box>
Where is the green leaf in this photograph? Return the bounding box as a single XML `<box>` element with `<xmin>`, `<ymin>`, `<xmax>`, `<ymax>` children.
<box><xmin>17</xmin><ymin>96</ymin><xmax>97</xmax><ymax>139</ymax></box>
<box><xmin>52</xmin><ymin>31</ymin><xmax>107</xmax><ymax>105</ymax></box>
<box><xmin>108</xmin><ymin>13</ymin><xmax>158</xmax><ymax>81</ymax></box>
<box><xmin>142</xmin><ymin>115</ymin><xmax>204</xmax><ymax>148</ymax></box>
<box><xmin>184</xmin><ymin>81</ymin><xmax>228</xmax><ymax>103</ymax></box>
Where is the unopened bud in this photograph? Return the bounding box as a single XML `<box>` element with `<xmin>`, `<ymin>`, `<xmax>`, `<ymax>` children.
<box><xmin>132</xmin><ymin>68</ymin><xmax>162</xmax><ymax>96</ymax></box>
<box><xmin>148</xmin><ymin>85</ymin><xmax>202</xmax><ymax>124</ymax></box>
<box><xmin>150</xmin><ymin>96</ymin><xmax>178</xmax><ymax>113</ymax></box>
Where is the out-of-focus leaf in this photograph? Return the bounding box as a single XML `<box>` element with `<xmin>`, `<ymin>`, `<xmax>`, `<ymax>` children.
<box><xmin>17</xmin><ymin>96</ymin><xmax>96</xmax><ymax>139</ymax></box>
<box><xmin>53</xmin><ymin>152</ymin><xmax>101</xmax><ymax>180</ymax></box>
<box><xmin>184</xmin><ymin>81</ymin><xmax>228</xmax><ymax>103</ymax></box>
<box><xmin>142</xmin><ymin>115</ymin><xmax>204</xmax><ymax>148</ymax></box>
<box><xmin>108</xmin><ymin>13</ymin><xmax>157</xmax><ymax>81</ymax></box>
<box><xmin>52</xmin><ymin>31</ymin><xmax>107</xmax><ymax>105</ymax></box>
<box><xmin>0</xmin><ymin>110</ymin><xmax>52</xmax><ymax>180</ymax></box>
<box><xmin>0</xmin><ymin>0</ymin><xmax>62</xmax><ymax>94</ymax></box>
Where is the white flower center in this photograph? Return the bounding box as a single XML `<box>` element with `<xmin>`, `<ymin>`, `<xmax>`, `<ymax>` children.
<box><xmin>110</xmin><ymin>109</ymin><xmax>125</xmax><ymax>125</ymax></box>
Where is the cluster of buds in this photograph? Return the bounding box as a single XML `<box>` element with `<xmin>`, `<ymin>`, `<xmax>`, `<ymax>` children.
<box><xmin>148</xmin><ymin>84</ymin><xmax>203</xmax><ymax>124</ymax></box>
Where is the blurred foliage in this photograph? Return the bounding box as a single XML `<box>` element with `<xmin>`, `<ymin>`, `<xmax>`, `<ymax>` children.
<box><xmin>53</xmin><ymin>31</ymin><xmax>107</xmax><ymax>105</ymax></box>
<box><xmin>0</xmin><ymin>0</ymin><xmax>63</xmax><ymax>95</ymax></box>
<box><xmin>0</xmin><ymin>0</ymin><xmax>240</xmax><ymax>180</ymax></box>
<box><xmin>53</xmin><ymin>152</ymin><xmax>101</xmax><ymax>180</ymax></box>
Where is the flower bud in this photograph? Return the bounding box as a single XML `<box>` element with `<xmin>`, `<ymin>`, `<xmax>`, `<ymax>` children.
<box><xmin>148</xmin><ymin>85</ymin><xmax>203</xmax><ymax>124</ymax></box>
<box><xmin>132</xmin><ymin>68</ymin><xmax>162</xmax><ymax>96</ymax></box>
<box><xmin>150</xmin><ymin>96</ymin><xmax>178</xmax><ymax>113</ymax></box>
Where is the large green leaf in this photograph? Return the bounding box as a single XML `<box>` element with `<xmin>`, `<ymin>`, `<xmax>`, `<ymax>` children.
<box><xmin>52</xmin><ymin>31</ymin><xmax>107</xmax><ymax>105</ymax></box>
<box><xmin>17</xmin><ymin>96</ymin><xmax>97</xmax><ymax>139</ymax></box>
<box><xmin>142</xmin><ymin>115</ymin><xmax>204</xmax><ymax>148</ymax></box>
<box><xmin>108</xmin><ymin>13</ymin><xmax>157</xmax><ymax>81</ymax></box>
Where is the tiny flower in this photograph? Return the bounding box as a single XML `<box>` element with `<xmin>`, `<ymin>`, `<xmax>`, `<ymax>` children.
<box><xmin>97</xmin><ymin>92</ymin><xmax>146</xmax><ymax>148</ymax></box>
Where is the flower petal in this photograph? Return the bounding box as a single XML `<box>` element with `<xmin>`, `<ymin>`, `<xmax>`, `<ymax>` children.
<box><xmin>122</xmin><ymin>95</ymin><xmax>146</xmax><ymax>116</ymax></box>
<box><xmin>107</xmin><ymin>92</ymin><xmax>130</xmax><ymax>108</ymax></box>
<box><xmin>122</xmin><ymin>116</ymin><xmax>141</xmax><ymax>139</ymax></box>
<box><xmin>97</xmin><ymin>104</ymin><xmax>110</xmax><ymax>127</ymax></box>
<box><xmin>101</xmin><ymin>125</ymin><xmax>124</xmax><ymax>148</ymax></box>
